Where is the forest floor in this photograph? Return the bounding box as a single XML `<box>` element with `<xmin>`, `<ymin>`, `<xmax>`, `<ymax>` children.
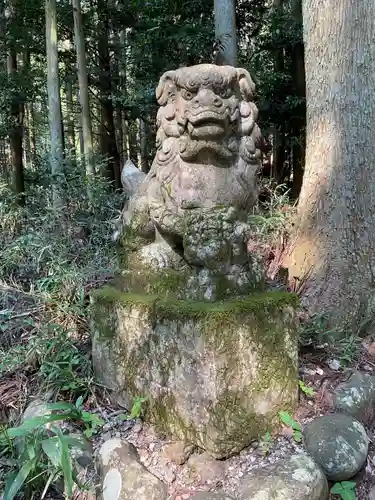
<box><xmin>0</xmin><ymin>179</ymin><xmax>374</xmax><ymax>499</ymax></box>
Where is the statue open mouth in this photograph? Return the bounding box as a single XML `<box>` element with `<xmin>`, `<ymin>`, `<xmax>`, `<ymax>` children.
<box><xmin>187</xmin><ymin>111</ymin><xmax>226</xmax><ymax>126</ymax></box>
<box><xmin>186</xmin><ymin>112</ymin><xmax>228</xmax><ymax>139</ymax></box>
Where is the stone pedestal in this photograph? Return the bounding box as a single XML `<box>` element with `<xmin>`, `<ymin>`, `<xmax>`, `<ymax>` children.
<box><xmin>91</xmin><ymin>285</ymin><xmax>299</xmax><ymax>458</ymax></box>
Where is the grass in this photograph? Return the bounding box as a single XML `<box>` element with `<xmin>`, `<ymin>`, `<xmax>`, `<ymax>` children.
<box><xmin>0</xmin><ymin>162</ymin><xmax>123</xmax><ymax>498</ymax></box>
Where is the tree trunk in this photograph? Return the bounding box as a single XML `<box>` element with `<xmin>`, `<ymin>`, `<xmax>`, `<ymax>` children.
<box><xmin>7</xmin><ymin>50</ymin><xmax>25</xmax><ymax>205</ymax></box>
<box><xmin>139</xmin><ymin>117</ymin><xmax>149</xmax><ymax>173</ymax></box>
<box><xmin>272</xmin><ymin>0</ymin><xmax>286</xmax><ymax>183</ymax></box>
<box><xmin>72</xmin><ymin>0</ymin><xmax>94</xmax><ymax>178</ymax></box>
<box><xmin>214</xmin><ymin>0</ymin><xmax>237</xmax><ymax>66</ymax></box>
<box><xmin>46</xmin><ymin>0</ymin><xmax>65</xmax><ymax>208</ymax></box>
<box><xmin>289</xmin><ymin>0</ymin><xmax>305</xmax><ymax>199</ymax></box>
<box><xmin>285</xmin><ymin>0</ymin><xmax>375</xmax><ymax>331</ymax></box>
<box><xmin>66</xmin><ymin>75</ymin><xmax>76</xmax><ymax>159</ymax></box>
<box><xmin>115</xmin><ymin>106</ymin><xmax>123</xmax><ymax>165</ymax></box>
<box><xmin>119</xmin><ymin>29</ymin><xmax>128</xmax><ymax>162</ymax></box>
<box><xmin>97</xmin><ymin>0</ymin><xmax>121</xmax><ymax>189</ymax></box>
<box><xmin>30</xmin><ymin>102</ymin><xmax>37</xmax><ymax>164</ymax></box>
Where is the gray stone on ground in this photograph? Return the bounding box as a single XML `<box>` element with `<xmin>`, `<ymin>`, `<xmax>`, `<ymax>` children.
<box><xmin>187</xmin><ymin>452</ymin><xmax>225</xmax><ymax>484</ymax></box>
<box><xmin>237</xmin><ymin>453</ymin><xmax>328</xmax><ymax>500</ymax></box>
<box><xmin>190</xmin><ymin>494</ymin><xmax>235</xmax><ymax>500</ymax></box>
<box><xmin>303</xmin><ymin>413</ymin><xmax>369</xmax><ymax>481</ymax></box>
<box><xmin>98</xmin><ymin>438</ymin><xmax>168</xmax><ymax>500</ymax></box>
<box><xmin>332</xmin><ymin>371</ymin><xmax>375</xmax><ymax>423</ymax></box>
<box><xmin>162</xmin><ymin>441</ymin><xmax>195</xmax><ymax>465</ymax></box>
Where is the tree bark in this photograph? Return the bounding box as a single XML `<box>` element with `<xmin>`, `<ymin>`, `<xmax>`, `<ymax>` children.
<box><xmin>139</xmin><ymin>117</ymin><xmax>149</xmax><ymax>173</ymax></box>
<box><xmin>214</xmin><ymin>0</ymin><xmax>237</xmax><ymax>66</ymax></box>
<box><xmin>119</xmin><ymin>29</ymin><xmax>128</xmax><ymax>162</ymax></box>
<box><xmin>46</xmin><ymin>0</ymin><xmax>65</xmax><ymax>208</ymax></box>
<box><xmin>289</xmin><ymin>0</ymin><xmax>305</xmax><ymax>199</ymax></box>
<box><xmin>66</xmin><ymin>75</ymin><xmax>76</xmax><ymax>159</ymax></box>
<box><xmin>7</xmin><ymin>47</ymin><xmax>25</xmax><ymax>205</ymax></box>
<box><xmin>285</xmin><ymin>0</ymin><xmax>375</xmax><ymax>331</ymax></box>
<box><xmin>97</xmin><ymin>0</ymin><xmax>121</xmax><ymax>189</ymax></box>
<box><xmin>72</xmin><ymin>0</ymin><xmax>94</xmax><ymax>178</ymax></box>
<box><xmin>272</xmin><ymin>0</ymin><xmax>286</xmax><ymax>183</ymax></box>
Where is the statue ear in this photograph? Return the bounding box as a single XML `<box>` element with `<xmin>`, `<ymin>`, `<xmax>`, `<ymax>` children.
<box><xmin>156</xmin><ymin>70</ymin><xmax>177</xmax><ymax>106</ymax></box>
<box><xmin>236</xmin><ymin>68</ymin><xmax>256</xmax><ymax>100</ymax></box>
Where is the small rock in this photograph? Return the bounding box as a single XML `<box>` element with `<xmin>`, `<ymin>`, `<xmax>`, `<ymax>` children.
<box><xmin>132</xmin><ymin>419</ymin><xmax>143</xmax><ymax>433</ymax></box>
<box><xmin>327</xmin><ymin>359</ymin><xmax>341</xmax><ymax>371</ymax></box>
<box><xmin>303</xmin><ymin>413</ymin><xmax>369</xmax><ymax>481</ymax></box>
<box><xmin>101</xmin><ymin>432</ymin><xmax>112</xmax><ymax>442</ymax></box>
<box><xmin>238</xmin><ymin>453</ymin><xmax>328</xmax><ymax>500</ymax></box>
<box><xmin>190</xmin><ymin>493</ymin><xmax>235</xmax><ymax>499</ymax></box>
<box><xmin>163</xmin><ymin>468</ymin><xmax>176</xmax><ymax>483</ymax></box>
<box><xmin>22</xmin><ymin>399</ymin><xmax>51</xmax><ymax>421</ymax></box>
<box><xmin>162</xmin><ymin>441</ymin><xmax>195</xmax><ymax>465</ymax></box>
<box><xmin>187</xmin><ymin>453</ymin><xmax>225</xmax><ymax>484</ymax></box>
<box><xmin>333</xmin><ymin>371</ymin><xmax>375</xmax><ymax>423</ymax></box>
<box><xmin>98</xmin><ymin>438</ymin><xmax>168</xmax><ymax>500</ymax></box>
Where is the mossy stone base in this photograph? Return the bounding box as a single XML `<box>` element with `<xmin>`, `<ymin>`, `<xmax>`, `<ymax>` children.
<box><xmin>91</xmin><ymin>286</ymin><xmax>299</xmax><ymax>458</ymax></box>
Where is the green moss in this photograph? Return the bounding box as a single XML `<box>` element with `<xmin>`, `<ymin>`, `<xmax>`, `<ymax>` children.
<box><xmin>119</xmin><ymin>268</ymin><xmax>190</xmax><ymax>298</ymax></box>
<box><xmin>93</xmin><ymin>285</ymin><xmax>298</xmax><ymax>317</ymax></box>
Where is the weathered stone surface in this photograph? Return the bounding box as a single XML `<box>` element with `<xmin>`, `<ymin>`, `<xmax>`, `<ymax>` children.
<box><xmin>121</xmin><ymin>159</ymin><xmax>146</xmax><ymax>199</ymax></box>
<box><xmin>118</xmin><ymin>64</ymin><xmax>264</xmax><ymax>299</ymax></box>
<box><xmin>303</xmin><ymin>413</ymin><xmax>369</xmax><ymax>481</ymax></box>
<box><xmin>162</xmin><ymin>441</ymin><xmax>195</xmax><ymax>465</ymax></box>
<box><xmin>98</xmin><ymin>438</ymin><xmax>168</xmax><ymax>500</ymax></box>
<box><xmin>237</xmin><ymin>453</ymin><xmax>328</xmax><ymax>500</ymax></box>
<box><xmin>332</xmin><ymin>371</ymin><xmax>375</xmax><ymax>423</ymax></box>
<box><xmin>91</xmin><ymin>287</ymin><xmax>299</xmax><ymax>459</ymax></box>
<box><xmin>187</xmin><ymin>452</ymin><xmax>225</xmax><ymax>484</ymax></box>
<box><xmin>190</xmin><ymin>494</ymin><xmax>235</xmax><ymax>500</ymax></box>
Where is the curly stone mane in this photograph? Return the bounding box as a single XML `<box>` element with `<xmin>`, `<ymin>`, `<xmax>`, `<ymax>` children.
<box><xmin>154</xmin><ymin>64</ymin><xmax>262</xmax><ymax>167</ymax></box>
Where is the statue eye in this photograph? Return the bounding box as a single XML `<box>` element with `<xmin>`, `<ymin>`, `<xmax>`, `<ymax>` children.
<box><xmin>218</xmin><ymin>88</ymin><xmax>232</xmax><ymax>98</ymax></box>
<box><xmin>181</xmin><ymin>89</ymin><xmax>195</xmax><ymax>100</ymax></box>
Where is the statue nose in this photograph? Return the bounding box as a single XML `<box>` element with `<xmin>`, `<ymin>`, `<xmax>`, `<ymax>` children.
<box><xmin>192</xmin><ymin>89</ymin><xmax>223</xmax><ymax>108</ymax></box>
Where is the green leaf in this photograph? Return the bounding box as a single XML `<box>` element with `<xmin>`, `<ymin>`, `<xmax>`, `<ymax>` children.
<box><xmin>41</xmin><ymin>438</ymin><xmax>60</xmax><ymax>468</ymax></box>
<box><xmin>263</xmin><ymin>431</ymin><xmax>271</xmax><ymax>442</ymax></box>
<box><xmin>331</xmin><ymin>483</ymin><xmax>344</xmax><ymax>494</ymax></box>
<box><xmin>118</xmin><ymin>413</ymin><xmax>128</xmax><ymax>421</ymax></box>
<box><xmin>3</xmin><ymin>458</ymin><xmax>36</xmax><ymax>500</ymax></box>
<box><xmin>298</xmin><ymin>380</ymin><xmax>316</xmax><ymax>397</ymax></box>
<box><xmin>341</xmin><ymin>481</ymin><xmax>356</xmax><ymax>490</ymax></box>
<box><xmin>75</xmin><ymin>396</ymin><xmax>84</xmax><ymax>409</ymax></box>
<box><xmin>293</xmin><ymin>430</ymin><xmax>302</xmax><ymax>442</ymax></box>
<box><xmin>2</xmin><ymin>414</ymin><xmax>69</xmax><ymax>439</ymax></box>
<box><xmin>56</xmin><ymin>428</ymin><xmax>74</xmax><ymax>498</ymax></box>
<box><xmin>278</xmin><ymin>411</ymin><xmax>294</xmax><ymax>427</ymax></box>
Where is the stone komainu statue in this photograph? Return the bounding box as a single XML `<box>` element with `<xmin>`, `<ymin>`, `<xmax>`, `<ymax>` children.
<box><xmin>121</xmin><ymin>65</ymin><xmax>263</xmax><ymax>294</ymax></box>
<box><xmin>123</xmin><ymin>64</ymin><xmax>261</xmax><ymax>238</ymax></box>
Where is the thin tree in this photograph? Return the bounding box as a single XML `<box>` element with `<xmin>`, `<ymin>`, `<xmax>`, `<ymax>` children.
<box><xmin>214</xmin><ymin>0</ymin><xmax>237</xmax><ymax>65</ymax></box>
<box><xmin>72</xmin><ymin>0</ymin><xmax>94</xmax><ymax>178</ymax></box>
<box><xmin>65</xmin><ymin>74</ymin><xmax>76</xmax><ymax>160</ymax></box>
<box><xmin>46</xmin><ymin>0</ymin><xmax>65</xmax><ymax>208</ymax></box>
<box><xmin>97</xmin><ymin>0</ymin><xmax>121</xmax><ymax>189</ymax></box>
<box><xmin>285</xmin><ymin>0</ymin><xmax>375</xmax><ymax>331</ymax></box>
<box><xmin>6</xmin><ymin>0</ymin><xmax>25</xmax><ymax>204</ymax></box>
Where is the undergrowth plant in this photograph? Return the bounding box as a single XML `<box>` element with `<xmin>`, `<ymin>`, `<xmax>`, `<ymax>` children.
<box><xmin>300</xmin><ymin>313</ymin><xmax>362</xmax><ymax>366</ymax></box>
<box><xmin>330</xmin><ymin>481</ymin><xmax>356</xmax><ymax>500</ymax></box>
<box><xmin>278</xmin><ymin>411</ymin><xmax>302</xmax><ymax>442</ymax></box>
<box><xmin>0</xmin><ymin>163</ymin><xmax>122</xmax><ymax>496</ymax></box>
<box><xmin>0</xmin><ymin>399</ymin><xmax>104</xmax><ymax>500</ymax></box>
